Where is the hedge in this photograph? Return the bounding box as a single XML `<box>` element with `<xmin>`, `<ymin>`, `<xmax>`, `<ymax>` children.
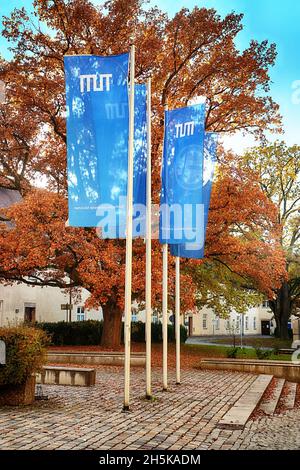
<box><xmin>36</xmin><ymin>320</ymin><xmax>188</xmax><ymax>346</ymax></box>
<box><xmin>0</xmin><ymin>326</ymin><xmax>48</xmax><ymax>386</ymax></box>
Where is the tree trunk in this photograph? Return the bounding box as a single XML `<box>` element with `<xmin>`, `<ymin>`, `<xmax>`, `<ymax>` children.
<box><xmin>270</xmin><ymin>281</ymin><xmax>291</xmax><ymax>340</ymax></box>
<box><xmin>101</xmin><ymin>303</ymin><xmax>123</xmax><ymax>348</ymax></box>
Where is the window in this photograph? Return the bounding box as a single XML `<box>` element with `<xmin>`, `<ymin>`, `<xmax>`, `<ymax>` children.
<box><xmin>226</xmin><ymin>319</ymin><xmax>230</xmax><ymax>330</ymax></box>
<box><xmin>215</xmin><ymin>317</ymin><xmax>220</xmax><ymax>330</ymax></box>
<box><xmin>236</xmin><ymin>316</ymin><xmax>240</xmax><ymax>331</ymax></box>
<box><xmin>77</xmin><ymin>306</ymin><xmax>85</xmax><ymax>322</ymax></box>
<box><xmin>203</xmin><ymin>314</ymin><xmax>207</xmax><ymax>329</ymax></box>
<box><xmin>262</xmin><ymin>300</ymin><xmax>269</xmax><ymax>308</ymax></box>
<box><xmin>253</xmin><ymin>317</ymin><xmax>257</xmax><ymax>330</ymax></box>
<box><xmin>245</xmin><ymin>316</ymin><xmax>249</xmax><ymax>330</ymax></box>
<box><xmin>132</xmin><ymin>314</ymin><xmax>137</xmax><ymax>322</ymax></box>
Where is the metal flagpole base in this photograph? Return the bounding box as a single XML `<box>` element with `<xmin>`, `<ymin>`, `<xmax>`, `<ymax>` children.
<box><xmin>122</xmin><ymin>405</ymin><xmax>130</xmax><ymax>412</ymax></box>
<box><xmin>145</xmin><ymin>394</ymin><xmax>152</xmax><ymax>400</ymax></box>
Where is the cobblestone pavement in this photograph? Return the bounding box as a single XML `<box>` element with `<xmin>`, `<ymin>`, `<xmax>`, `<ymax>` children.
<box><xmin>0</xmin><ymin>367</ymin><xmax>299</xmax><ymax>450</ymax></box>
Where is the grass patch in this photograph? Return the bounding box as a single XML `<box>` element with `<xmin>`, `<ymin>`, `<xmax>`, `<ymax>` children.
<box><xmin>183</xmin><ymin>344</ymin><xmax>292</xmax><ymax>361</ymax></box>
<box><xmin>209</xmin><ymin>337</ymin><xmax>291</xmax><ymax>349</ymax></box>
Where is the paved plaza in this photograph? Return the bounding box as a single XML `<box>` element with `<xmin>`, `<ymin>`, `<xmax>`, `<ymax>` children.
<box><xmin>0</xmin><ymin>367</ymin><xmax>300</xmax><ymax>450</ymax></box>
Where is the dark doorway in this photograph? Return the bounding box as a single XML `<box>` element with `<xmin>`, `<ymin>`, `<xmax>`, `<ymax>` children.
<box><xmin>261</xmin><ymin>320</ymin><xmax>270</xmax><ymax>336</ymax></box>
<box><xmin>24</xmin><ymin>306</ymin><xmax>36</xmax><ymax>323</ymax></box>
<box><xmin>188</xmin><ymin>317</ymin><xmax>193</xmax><ymax>337</ymax></box>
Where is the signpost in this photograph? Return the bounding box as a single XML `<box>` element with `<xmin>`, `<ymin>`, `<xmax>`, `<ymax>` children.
<box><xmin>61</xmin><ymin>304</ymin><xmax>73</xmax><ymax>310</ymax></box>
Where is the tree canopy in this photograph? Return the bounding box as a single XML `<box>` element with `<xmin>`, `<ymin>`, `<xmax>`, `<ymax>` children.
<box><xmin>0</xmin><ymin>0</ymin><xmax>287</xmax><ymax>345</ymax></box>
<box><xmin>241</xmin><ymin>142</ymin><xmax>300</xmax><ymax>337</ymax></box>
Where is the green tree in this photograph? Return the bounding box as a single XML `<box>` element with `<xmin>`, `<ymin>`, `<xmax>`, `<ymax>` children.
<box><xmin>241</xmin><ymin>142</ymin><xmax>300</xmax><ymax>339</ymax></box>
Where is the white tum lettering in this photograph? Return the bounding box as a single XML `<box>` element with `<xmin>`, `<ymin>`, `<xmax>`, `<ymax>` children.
<box><xmin>105</xmin><ymin>102</ymin><xmax>127</xmax><ymax>119</ymax></box>
<box><xmin>175</xmin><ymin>121</ymin><xmax>195</xmax><ymax>138</ymax></box>
<box><xmin>80</xmin><ymin>73</ymin><xmax>113</xmax><ymax>93</ymax></box>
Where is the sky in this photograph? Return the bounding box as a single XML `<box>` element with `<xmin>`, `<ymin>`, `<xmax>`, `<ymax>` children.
<box><xmin>0</xmin><ymin>0</ymin><xmax>299</xmax><ymax>152</ymax></box>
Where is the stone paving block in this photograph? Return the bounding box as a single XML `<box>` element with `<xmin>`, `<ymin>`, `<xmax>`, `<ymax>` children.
<box><xmin>0</xmin><ymin>368</ymin><xmax>299</xmax><ymax>450</ymax></box>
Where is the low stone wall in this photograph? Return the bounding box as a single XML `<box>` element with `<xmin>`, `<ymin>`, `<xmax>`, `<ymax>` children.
<box><xmin>200</xmin><ymin>359</ymin><xmax>300</xmax><ymax>383</ymax></box>
<box><xmin>36</xmin><ymin>366</ymin><xmax>96</xmax><ymax>387</ymax></box>
<box><xmin>47</xmin><ymin>351</ymin><xmax>146</xmax><ymax>367</ymax></box>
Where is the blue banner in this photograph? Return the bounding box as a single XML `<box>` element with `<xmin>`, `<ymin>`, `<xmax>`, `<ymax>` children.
<box><xmin>170</xmin><ymin>132</ymin><xmax>218</xmax><ymax>258</ymax></box>
<box><xmin>103</xmin><ymin>83</ymin><xmax>147</xmax><ymax>238</ymax></box>
<box><xmin>64</xmin><ymin>53</ymin><xmax>129</xmax><ymax>231</ymax></box>
<box><xmin>126</xmin><ymin>83</ymin><xmax>147</xmax><ymax>238</ymax></box>
<box><xmin>159</xmin><ymin>104</ymin><xmax>206</xmax><ymax>245</ymax></box>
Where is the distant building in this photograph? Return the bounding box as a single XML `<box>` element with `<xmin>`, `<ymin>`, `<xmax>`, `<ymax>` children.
<box><xmin>183</xmin><ymin>303</ymin><xmax>275</xmax><ymax>337</ymax></box>
<box><xmin>0</xmin><ymin>283</ymin><xmax>101</xmax><ymax>326</ymax></box>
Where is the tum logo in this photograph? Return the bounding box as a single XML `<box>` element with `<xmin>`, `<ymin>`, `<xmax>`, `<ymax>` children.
<box><xmin>175</xmin><ymin>121</ymin><xmax>195</xmax><ymax>138</ymax></box>
<box><xmin>79</xmin><ymin>73</ymin><xmax>113</xmax><ymax>92</ymax></box>
<box><xmin>105</xmin><ymin>102</ymin><xmax>127</xmax><ymax>119</ymax></box>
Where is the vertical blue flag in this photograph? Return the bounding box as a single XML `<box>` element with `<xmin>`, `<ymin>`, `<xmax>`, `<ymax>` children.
<box><xmin>64</xmin><ymin>53</ymin><xmax>129</xmax><ymax>231</ymax></box>
<box><xmin>118</xmin><ymin>83</ymin><xmax>147</xmax><ymax>238</ymax></box>
<box><xmin>170</xmin><ymin>132</ymin><xmax>218</xmax><ymax>258</ymax></box>
<box><xmin>159</xmin><ymin>104</ymin><xmax>206</xmax><ymax>245</ymax></box>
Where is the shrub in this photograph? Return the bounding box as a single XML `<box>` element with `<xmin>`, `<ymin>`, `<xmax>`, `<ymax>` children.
<box><xmin>0</xmin><ymin>326</ymin><xmax>48</xmax><ymax>386</ymax></box>
<box><xmin>36</xmin><ymin>320</ymin><xmax>103</xmax><ymax>346</ymax></box>
<box><xmin>255</xmin><ymin>347</ymin><xmax>273</xmax><ymax>360</ymax></box>
<box><xmin>130</xmin><ymin>322</ymin><xmax>188</xmax><ymax>344</ymax></box>
<box><xmin>226</xmin><ymin>347</ymin><xmax>240</xmax><ymax>358</ymax></box>
<box><xmin>37</xmin><ymin>320</ymin><xmax>188</xmax><ymax>346</ymax></box>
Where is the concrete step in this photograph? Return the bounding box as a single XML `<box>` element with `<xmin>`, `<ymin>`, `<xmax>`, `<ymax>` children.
<box><xmin>218</xmin><ymin>374</ymin><xmax>273</xmax><ymax>430</ymax></box>
<box><xmin>281</xmin><ymin>381</ymin><xmax>297</xmax><ymax>410</ymax></box>
<box><xmin>258</xmin><ymin>378</ymin><xmax>285</xmax><ymax>415</ymax></box>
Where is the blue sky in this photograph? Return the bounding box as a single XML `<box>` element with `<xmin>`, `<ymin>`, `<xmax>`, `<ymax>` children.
<box><xmin>1</xmin><ymin>0</ymin><xmax>299</xmax><ymax>150</ymax></box>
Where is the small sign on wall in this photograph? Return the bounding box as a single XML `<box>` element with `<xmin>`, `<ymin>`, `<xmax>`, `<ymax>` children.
<box><xmin>0</xmin><ymin>340</ymin><xmax>6</xmax><ymax>365</ymax></box>
<box><xmin>61</xmin><ymin>304</ymin><xmax>73</xmax><ymax>310</ymax></box>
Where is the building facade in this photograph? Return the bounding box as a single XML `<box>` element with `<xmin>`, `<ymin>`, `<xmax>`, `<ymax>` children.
<box><xmin>0</xmin><ymin>281</ymin><xmax>275</xmax><ymax>337</ymax></box>
<box><xmin>0</xmin><ymin>283</ymin><xmax>101</xmax><ymax>326</ymax></box>
<box><xmin>184</xmin><ymin>302</ymin><xmax>275</xmax><ymax>337</ymax></box>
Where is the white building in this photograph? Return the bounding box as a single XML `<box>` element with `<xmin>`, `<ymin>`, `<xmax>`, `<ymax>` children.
<box><xmin>0</xmin><ymin>281</ymin><xmax>275</xmax><ymax>337</ymax></box>
<box><xmin>183</xmin><ymin>302</ymin><xmax>275</xmax><ymax>337</ymax></box>
<box><xmin>0</xmin><ymin>283</ymin><xmax>101</xmax><ymax>326</ymax></box>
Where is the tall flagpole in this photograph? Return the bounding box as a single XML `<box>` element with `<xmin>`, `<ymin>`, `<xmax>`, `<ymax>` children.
<box><xmin>162</xmin><ymin>104</ymin><xmax>168</xmax><ymax>392</ymax></box>
<box><xmin>145</xmin><ymin>77</ymin><xmax>152</xmax><ymax>399</ymax></box>
<box><xmin>162</xmin><ymin>243</ymin><xmax>168</xmax><ymax>391</ymax></box>
<box><xmin>175</xmin><ymin>256</ymin><xmax>181</xmax><ymax>384</ymax></box>
<box><xmin>123</xmin><ymin>45</ymin><xmax>135</xmax><ymax>411</ymax></box>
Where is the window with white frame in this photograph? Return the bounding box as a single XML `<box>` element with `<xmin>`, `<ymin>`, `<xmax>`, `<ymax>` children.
<box><xmin>236</xmin><ymin>316</ymin><xmax>240</xmax><ymax>331</ymax></box>
<box><xmin>262</xmin><ymin>300</ymin><xmax>269</xmax><ymax>308</ymax></box>
<box><xmin>245</xmin><ymin>316</ymin><xmax>249</xmax><ymax>330</ymax></box>
<box><xmin>76</xmin><ymin>306</ymin><xmax>85</xmax><ymax>321</ymax></box>
<box><xmin>203</xmin><ymin>314</ymin><xmax>207</xmax><ymax>329</ymax></box>
<box><xmin>253</xmin><ymin>317</ymin><xmax>257</xmax><ymax>330</ymax></box>
<box><xmin>226</xmin><ymin>319</ymin><xmax>230</xmax><ymax>330</ymax></box>
<box><xmin>215</xmin><ymin>317</ymin><xmax>220</xmax><ymax>330</ymax></box>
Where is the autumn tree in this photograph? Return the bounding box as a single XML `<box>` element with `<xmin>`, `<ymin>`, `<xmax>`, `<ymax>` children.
<box><xmin>0</xmin><ymin>0</ymin><xmax>286</xmax><ymax>347</ymax></box>
<box><xmin>241</xmin><ymin>142</ymin><xmax>300</xmax><ymax>339</ymax></box>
